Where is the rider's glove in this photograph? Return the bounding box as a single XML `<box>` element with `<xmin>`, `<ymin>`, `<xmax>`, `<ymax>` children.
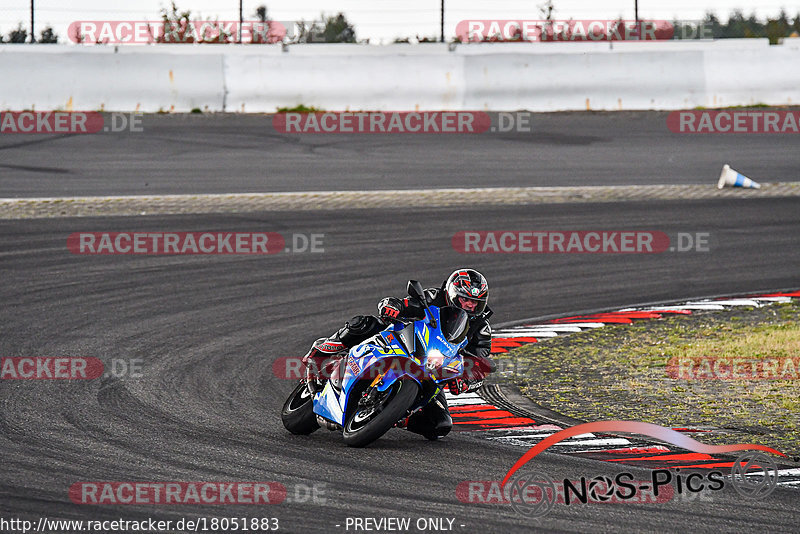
<box><xmin>378</xmin><ymin>297</ymin><xmax>403</xmax><ymax>320</ymax></box>
<box><xmin>447</xmin><ymin>377</ymin><xmax>470</xmax><ymax>395</ymax></box>
<box><xmin>462</xmin><ymin>354</ymin><xmax>493</xmax><ymax>382</ymax></box>
<box><xmin>466</xmin><ymin>379</ymin><xmax>483</xmax><ymax>392</ymax></box>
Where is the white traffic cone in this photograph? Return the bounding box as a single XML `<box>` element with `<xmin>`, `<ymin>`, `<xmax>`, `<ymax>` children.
<box><xmin>717</xmin><ymin>164</ymin><xmax>761</xmax><ymax>189</ymax></box>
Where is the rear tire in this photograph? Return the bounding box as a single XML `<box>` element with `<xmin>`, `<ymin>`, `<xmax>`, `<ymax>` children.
<box><xmin>342</xmin><ymin>380</ymin><xmax>420</xmax><ymax>448</ymax></box>
<box><xmin>281</xmin><ymin>381</ymin><xmax>319</xmax><ymax>435</ymax></box>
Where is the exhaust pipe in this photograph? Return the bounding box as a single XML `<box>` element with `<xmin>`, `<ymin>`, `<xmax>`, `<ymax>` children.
<box><xmin>316</xmin><ymin>415</ymin><xmax>341</xmax><ymax>431</ymax></box>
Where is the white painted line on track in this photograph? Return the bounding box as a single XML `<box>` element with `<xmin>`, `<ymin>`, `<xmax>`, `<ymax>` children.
<box><xmin>697</xmin><ymin>299</ymin><xmax>763</xmax><ymax>307</ymax></box>
<box><xmin>493</xmin><ymin>330</ymin><xmax>558</xmax><ymax>338</ymax></box>
<box><xmin>552</xmin><ymin>438</ymin><xmax>632</xmax><ymax>447</ymax></box>
<box><xmin>523</xmin><ymin>322</ymin><xmax>607</xmax><ymax>329</ymax></box>
<box><xmin>505</xmin><ymin>325</ymin><xmax>585</xmax><ymax>333</ymax></box>
<box><xmin>489</xmin><ymin>432</ymin><xmax>594</xmax><ymax>440</ymax></box>
<box><xmin>633</xmin><ymin>304</ymin><xmax>725</xmax><ymax>311</ymax></box>
<box><xmin>752</xmin><ymin>297</ymin><xmax>793</xmax><ymax>303</ymax></box>
<box><xmin>446</xmin><ymin>392</ymin><xmax>482</xmax><ymax>400</ymax></box>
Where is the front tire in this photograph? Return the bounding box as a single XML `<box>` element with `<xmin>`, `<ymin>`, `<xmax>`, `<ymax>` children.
<box><xmin>342</xmin><ymin>380</ymin><xmax>420</xmax><ymax>448</ymax></box>
<box><xmin>281</xmin><ymin>381</ymin><xmax>319</xmax><ymax>435</ymax></box>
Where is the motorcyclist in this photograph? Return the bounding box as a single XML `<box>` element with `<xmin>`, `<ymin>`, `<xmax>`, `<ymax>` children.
<box><xmin>301</xmin><ymin>268</ymin><xmax>495</xmax><ymax>440</ymax></box>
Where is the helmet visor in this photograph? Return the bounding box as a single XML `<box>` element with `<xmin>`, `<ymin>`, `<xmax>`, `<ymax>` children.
<box><xmin>454</xmin><ymin>295</ymin><xmax>486</xmax><ymax>316</ymax></box>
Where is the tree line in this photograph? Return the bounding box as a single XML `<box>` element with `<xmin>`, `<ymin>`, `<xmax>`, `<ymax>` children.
<box><xmin>677</xmin><ymin>9</ymin><xmax>800</xmax><ymax>44</ymax></box>
<box><xmin>3</xmin><ymin>6</ymin><xmax>799</xmax><ymax>45</ymax></box>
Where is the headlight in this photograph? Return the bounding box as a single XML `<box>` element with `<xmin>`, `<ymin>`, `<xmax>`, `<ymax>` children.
<box><xmin>425</xmin><ymin>349</ymin><xmax>444</xmax><ymax>371</ymax></box>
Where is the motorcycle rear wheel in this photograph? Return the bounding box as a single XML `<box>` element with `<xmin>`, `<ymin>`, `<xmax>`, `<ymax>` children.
<box><xmin>281</xmin><ymin>380</ymin><xmax>319</xmax><ymax>435</ymax></box>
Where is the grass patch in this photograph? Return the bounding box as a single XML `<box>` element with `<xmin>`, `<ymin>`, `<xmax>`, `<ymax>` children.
<box><xmin>496</xmin><ymin>301</ymin><xmax>800</xmax><ymax>456</ymax></box>
<box><xmin>667</xmin><ymin>323</ymin><xmax>800</xmax><ymax>361</ymax></box>
<box><xmin>276</xmin><ymin>104</ymin><xmax>324</xmax><ymax>113</ymax></box>
<box><xmin>692</xmin><ymin>103</ymin><xmax>772</xmax><ymax>110</ymax></box>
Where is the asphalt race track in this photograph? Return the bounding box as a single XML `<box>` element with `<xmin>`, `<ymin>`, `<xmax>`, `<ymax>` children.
<box><xmin>1</xmin><ymin>114</ymin><xmax>800</xmax><ymax>533</ymax></box>
<box><xmin>2</xmin><ymin>199</ymin><xmax>800</xmax><ymax>533</ymax></box>
<box><xmin>1</xmin><ymin>112</ymin><xmax>799</xmax><ymax>197</ymax></box>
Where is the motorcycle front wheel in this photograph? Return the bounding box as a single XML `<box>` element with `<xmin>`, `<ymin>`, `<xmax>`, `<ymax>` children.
<box><xmin>342</xmin><ymin>379</ymin><xmax>420</xmax><ymax>448</ymax></box>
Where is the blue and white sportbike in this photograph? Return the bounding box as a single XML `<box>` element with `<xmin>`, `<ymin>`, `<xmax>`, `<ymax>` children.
<box><xmin>281</xmin><ymin>281</ymin><xmax>469</xmax><ymax>447</ymax></box>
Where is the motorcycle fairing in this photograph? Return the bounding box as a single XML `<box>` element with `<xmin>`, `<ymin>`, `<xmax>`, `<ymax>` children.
<box><xmin>312</xmin><ymin>307</ymin><xmax>466</xmax><ymax>426</ymax></box>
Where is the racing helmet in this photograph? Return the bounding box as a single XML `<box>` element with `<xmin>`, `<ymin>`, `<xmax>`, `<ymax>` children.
<box><xmin>444</xmin><ymin>268</ymin><xmax>488</xmax><ymax>316</ymax></box>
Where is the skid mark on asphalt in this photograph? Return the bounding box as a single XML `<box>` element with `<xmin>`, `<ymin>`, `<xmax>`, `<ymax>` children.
<box><xmin>446</xmin><ymin>290</ymin><xmax>800</xmax><ymax>486</ymax></box>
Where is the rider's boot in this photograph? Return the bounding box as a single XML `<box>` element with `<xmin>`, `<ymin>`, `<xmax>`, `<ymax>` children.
<box><xmin>301</xmin><ymin>337</ymin><xmax>346</xmax><ymax>391</ymax></box>
<box><xmin>406</xmin><ymin>389</ymin><xmax>452</xmax><ymax>440</ymax></box>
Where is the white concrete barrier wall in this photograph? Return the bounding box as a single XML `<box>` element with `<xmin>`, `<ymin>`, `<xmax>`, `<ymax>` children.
<box><xmin>1</xmin><ymin>41</ymin><xmax>798</xmax><ymax>112</ymax></box>
<box><xmin>462</xmin><ymin>51</ymin><xmax>707</xmax><ymax>111</ymax></box>
<box><xmin>0</xmin><ymin>48</ymin><xmax>225</xmax><ymax>112</ymax></box>
<box><xmin>703</xmin><ymin>47</ymin><xmax>800</xmax><ymax>107</ymax></box>
<box><xmin>224</xmin><ymin>53</ymin><xmax>464</xmax><ymax>112</ymax></box>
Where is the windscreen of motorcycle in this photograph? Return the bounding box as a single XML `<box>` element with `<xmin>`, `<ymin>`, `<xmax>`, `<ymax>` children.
<box><xmin>395</xmin><ymin>322</ymin><xmax>416</xmax><ymax>355</ymax></box>
<box><xmin>439</xmin><ymin>306</ymin><xmax>469</xmax><ymax>344</ymax></box>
